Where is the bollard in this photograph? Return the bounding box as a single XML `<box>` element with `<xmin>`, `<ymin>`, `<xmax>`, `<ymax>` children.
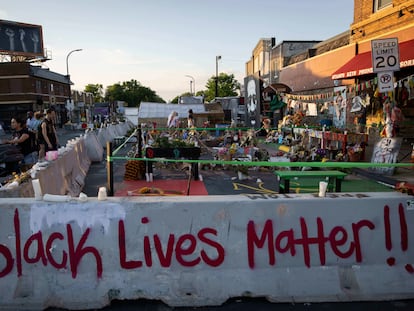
<box><xmin>106</xmin><ymin>141</ymin><xmax>114</xmax><ymax>196</ymax></box>
<box><xmin>137</xmin><ymin>124</ymin><xmax>142</xmax><ymax>157</ymax></box>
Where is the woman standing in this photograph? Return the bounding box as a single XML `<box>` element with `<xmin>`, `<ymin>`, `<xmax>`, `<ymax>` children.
<box><xmin>187</xmin><ymin>109</ymin><xmax>194</xmax><ymax>128</ymax></box>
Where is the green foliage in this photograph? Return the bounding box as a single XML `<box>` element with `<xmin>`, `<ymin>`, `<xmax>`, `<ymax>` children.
<box><xmin>84</xmin><ymin>84</ymin><xmax>104</xmax><ymax>102</ymax></box>
<box><xmin>104</xmin><ymin>79</ymin><xmax>165</xmax><ymax>107</ymax></box>
<box><xmin>153</xmin><ymin>136</ymin><xmax>194</xmax><ymax>148</ymax></box>
<box><xmin>170</xmin><ymin>96</ymin><xmax>179</xmax><ymax>104</ymax></box>
<box><xmin>204</xmin><ymin>73</ymin><xmax>240</xmax><ymax>102</ymax></box>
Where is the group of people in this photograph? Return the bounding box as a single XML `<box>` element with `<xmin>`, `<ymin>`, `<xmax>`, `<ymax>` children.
<box><xmin>167</xmin><ymin>109</ymin><xmax>195</xmax><ymax>129</ymax></box>
<box><xmin>2</xmin><ymin>107</ymin><xmax>59</xmax><ymax>173</ymax></box>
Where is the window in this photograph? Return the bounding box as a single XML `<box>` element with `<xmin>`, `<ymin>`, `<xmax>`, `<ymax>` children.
<box><xmin>35</xmin><ymin>80</ymin><xmax>41</xmax><ymax>93</ymax></box>
<box><xmin>374</xmin><ymin>0</ymin><xmax>392</xmax><ymax>12</ymax></box>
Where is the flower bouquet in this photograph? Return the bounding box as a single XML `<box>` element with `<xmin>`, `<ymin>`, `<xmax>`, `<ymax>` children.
<box><xmin>347</xmin><ymin>143</ymin><xmax>363</xmax><ymax>162</ymax></box>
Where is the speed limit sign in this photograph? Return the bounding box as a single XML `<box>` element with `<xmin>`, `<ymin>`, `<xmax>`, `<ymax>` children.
<box><xmin>371</xmin><ymin>38</ymin><xmax>400</xmax><ymax>73</ymax></box>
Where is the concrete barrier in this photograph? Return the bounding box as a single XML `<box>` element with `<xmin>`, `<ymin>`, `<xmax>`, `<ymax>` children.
<box><xmin>95</xmin><ymin>123</ymin><xmax>132</xmax><ymax>149</ymax></box>
<box><xmin>0</xmin><ymin>137</ymin><xmax>90</xmax><ymax>198</ymax></box>
<box><xmin>0</xmin><ymin>192</ymin><xmax>413</xmax><ymax>310</ymax></box>
<box><xmin>84</xmin><ymin>131</ymin><xmax>104</xmax><ymax>162</ymax></box>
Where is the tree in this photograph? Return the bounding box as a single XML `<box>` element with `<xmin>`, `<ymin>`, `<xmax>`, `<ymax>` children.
<box><xmin>104</xmin><ymin>79</ymin><xmax>165</xmax><ymax>106</ymax></box>
<box><xmin>84</xmin><ymin>84</ymin><xmax>104</xmax><ymax>102</ymax></box>
<box><xmin>204</xmin><ymin>73</ymin><xmax>240</xmax><ymax>102</ymax></box>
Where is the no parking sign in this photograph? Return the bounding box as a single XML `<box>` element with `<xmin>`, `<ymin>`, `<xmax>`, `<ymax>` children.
<box><xmin>377</xmin><ymin>71</ymin><xmax>394</xmax><ymax>93</ymax></box>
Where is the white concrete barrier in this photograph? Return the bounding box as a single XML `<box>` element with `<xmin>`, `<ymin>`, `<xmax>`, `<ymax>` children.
<box><xmin>0</xmin><ymin>137</ymin><xmax>91</xmax><ymax>198</ymax></box>
<box><xmin>97</xmin><ymin>127</ymin><xmax>108</xmax><ymax>148</ymax></box>
<box><xmin>0</xmin><ymin>192</ymin><xmax>413</xmax><ymax>310</ymax></box>
<box><xmin>95</xmin><ymin>123</ymin><xmax>131</xmax><ymax>148</ymax></box>
<box><xmin>84</xmin><ymin>131</ymin><xmax>104</xmax><ymax>162</ymax></box>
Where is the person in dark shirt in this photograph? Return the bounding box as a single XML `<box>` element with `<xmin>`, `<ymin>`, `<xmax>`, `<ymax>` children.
<box><xmin>5</xmin><ymin>116</ymin><xmax>37</xmax><ymax>170</ymax></box>
<box><xmin>37</xmin><ymin>108</ymin><xmax>59</xmax><ymax>160</ymax></box>
<box><xmin>187</xmin><ymin>109</ymin><xmax>194</xmax><ymax>128</ymax></box>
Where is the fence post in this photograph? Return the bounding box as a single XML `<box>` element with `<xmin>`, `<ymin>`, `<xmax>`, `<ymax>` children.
<box><xmin>137</xmin><ymin>124</ymin><xmax>142</xmax><ymax>157</ymax></box>
<box><xmin>107</xmin><ymin>141</ymin><xmax>114</xmax><ymax>196</ymax></box>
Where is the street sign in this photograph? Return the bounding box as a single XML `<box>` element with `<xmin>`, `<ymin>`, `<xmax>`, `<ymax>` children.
<box><xmin>371</xmin><ymin>38</ymin><xmax>400</xmax><ymax>73</ymax></box>
<box><xmin>377</xmin><ymin>71</ymin><xmax>394</xmax><ymax>93</ymax></box>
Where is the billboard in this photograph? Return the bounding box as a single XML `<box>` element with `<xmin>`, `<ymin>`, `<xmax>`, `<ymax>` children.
<box><xmin>0</xmin><ymin>19</ymin><xmax>44</xmax><ymax>57</ymax></box>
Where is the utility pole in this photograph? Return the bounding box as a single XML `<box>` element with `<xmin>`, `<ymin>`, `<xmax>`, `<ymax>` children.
<box><xmin>215</xmin><ymin>55</ymin><xmax>221</xmax><ymax>98</ymax></box>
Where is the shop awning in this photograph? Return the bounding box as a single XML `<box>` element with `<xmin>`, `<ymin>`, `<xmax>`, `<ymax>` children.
<box><xmin>331</xmin><ymin>39</ymin><xmax>414</xmax><ymax>80</ymax></box>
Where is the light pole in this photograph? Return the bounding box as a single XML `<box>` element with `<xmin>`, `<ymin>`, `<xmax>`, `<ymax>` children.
<box><xmin>66</xmin><ymin>48</ymin><xmax>82</xmax><ymax>80</ymax></box>
<box><xmin>215</xmin><ymin>55</ymin><xmax>221</xmax><ymax>98</ymax></box>
<box><xmin>65</xmin><ymin>49</ymin><xmax>82</xmax><ymax>123</ymax></box>
<box><xmin>185</xmin><ymin>75</ymin><xmax>195</xmax><ymax>95</ymax></box>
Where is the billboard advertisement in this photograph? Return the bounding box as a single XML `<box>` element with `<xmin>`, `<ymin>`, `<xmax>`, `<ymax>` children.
<box><xmin>0</xmin><ymin>19</ymin><xmax>44</xmax><ymax>57</ymax></box>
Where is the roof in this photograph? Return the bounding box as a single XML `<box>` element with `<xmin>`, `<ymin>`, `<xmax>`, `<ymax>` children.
<box><xmin>31</xmin><ymin>66</ymin><xmax>70</xmax><ymax>84</ymax></box>
<box><xmin>331</xmin><ymin>39</ymin><xmax>414</xmax><ymax>80</ymax></box>
<box><xmin>138</xmin><ymin>102</ymin><xmax>205</xmax><ymax>119</ymax></box>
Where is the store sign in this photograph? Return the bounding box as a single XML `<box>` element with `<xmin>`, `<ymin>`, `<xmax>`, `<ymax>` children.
<box><xmin>377</xmin><ymin>71</ymin><xmax>394</xmax><ymax>93</ymax></box>
<box><xmin>371</xmin><ymin>38</ymin><xmax>400</xmax><ymax>73</ymax></box>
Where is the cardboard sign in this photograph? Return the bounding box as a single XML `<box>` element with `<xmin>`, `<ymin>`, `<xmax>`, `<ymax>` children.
<box><xmin>370</xmin><ymin>137</ymin><xmax>402</xmax><ymax>175</ymax></box>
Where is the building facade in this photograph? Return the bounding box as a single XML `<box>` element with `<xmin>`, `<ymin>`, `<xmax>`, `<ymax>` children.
<box><xmin>0</xmin><ymin>62</ymin><xmax>70</xmax><ymax>129</ymax></box>
<box><xmin>245</xmin><ymin>0</ymin><xmax>414</xmax><ymax>131</ymax></box>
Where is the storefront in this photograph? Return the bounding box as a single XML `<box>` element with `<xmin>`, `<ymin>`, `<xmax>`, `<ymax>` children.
<box><xmin>331</xmin><ymin>38</ymin><xmax>414</xmax><ymax>132</ymax></box>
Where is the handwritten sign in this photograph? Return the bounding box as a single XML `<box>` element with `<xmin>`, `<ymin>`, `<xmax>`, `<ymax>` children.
<box><xmin>370</xmin><ymin>137</ymin><xmax>402</xmax><ymax>175</ymax></box>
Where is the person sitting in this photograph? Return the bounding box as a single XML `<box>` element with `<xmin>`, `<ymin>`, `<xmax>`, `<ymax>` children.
<box><xmin>5</xmin><ymin>116</ymin><xmax>38</xmax><ymax>171</ymax></box>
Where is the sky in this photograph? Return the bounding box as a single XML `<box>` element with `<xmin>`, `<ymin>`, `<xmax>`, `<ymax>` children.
<box><xmin>1</xmin><ymin>0</ymin><xmax>354</xmax><ymax>102</ymax></box>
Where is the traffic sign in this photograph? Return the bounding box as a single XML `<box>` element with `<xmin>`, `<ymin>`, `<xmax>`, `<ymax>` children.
<box><xmin>377</xmin><ymin>71</ymin><xmax>394</xmax><ymax>93</ymax></box>
<box><xmin>371</xmin><ymin>38</ymin><xmax>400</xmax><ymax>73</ymax></box>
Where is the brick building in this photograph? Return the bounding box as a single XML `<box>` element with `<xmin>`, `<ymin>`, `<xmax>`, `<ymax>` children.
<box><xmin>0</xmin><ymin>62</ymin><xmax>70</xmax><ymax>129</ymax></box>
<box><xmin>245</xmin><ymin>0</ymin><xmax>414</xmax><ymax>130</ymax></box>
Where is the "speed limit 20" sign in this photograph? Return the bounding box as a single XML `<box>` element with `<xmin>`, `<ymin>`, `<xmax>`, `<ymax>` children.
<box><xmin>371</xmin><ymin>38</ymin><xmax>400</xmax><ymax>73</ymax></box>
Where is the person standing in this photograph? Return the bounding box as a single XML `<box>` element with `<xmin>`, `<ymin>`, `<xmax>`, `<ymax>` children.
<box><xmin>187</xmin><ymin>109</ymin><xmax>194</xmax><ymax>128</ymax></box>
<box><xmin>167</xmin><ymin>111</ymin><xmax>179</xmax><ymax>128</ymax></box>
<box><xmin>30</xmin><ymin>111</ymin><xmax>43</xmax><ymax>132</ymax></box>
<box><xmin>38</xmin><ymin>108</ymin><xmax>59</xmax><ymax>160</ymax></box>
<box><xmin>26</xmin><ymin>111</ymin><xmax>34</xmax><ymax>129</ymax></box>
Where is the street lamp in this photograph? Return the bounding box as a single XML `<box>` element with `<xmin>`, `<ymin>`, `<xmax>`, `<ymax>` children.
<box><xmin>66</xmin><ymin>48</ymin><xmax>82</xmax><ymax>79</ymax></box>
<box><xmin>65</xmin><ymin>48</ymin><xmax>82</xmax><ymax>123</ymax></box>
<box><xmin>215</xmin><ymin>55</ymin><xmax>221</xmax><ymax>98</ymax></box>
<box><xmin>185</xmin><ymin>75</ymin><xmax>195</xmax><ymax>95</ymax></box>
